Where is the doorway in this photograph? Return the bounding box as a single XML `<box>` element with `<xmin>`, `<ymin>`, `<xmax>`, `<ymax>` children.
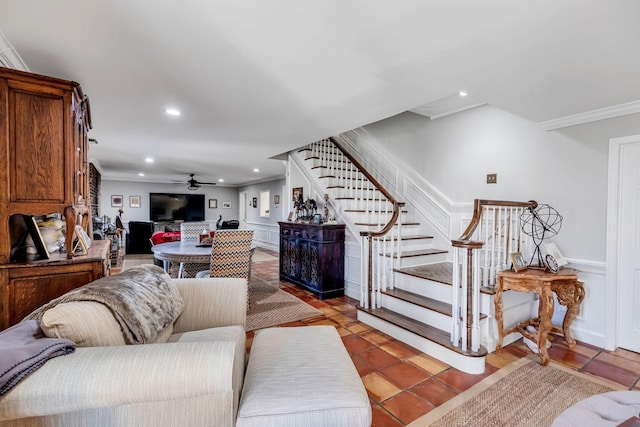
<box><xmin>239</xmin><ymin>191</ymin><xmax>248</xmax><ymax>225</ymax></box>
<box><xmin>607</xmin><ymin>134</ymin><xmax>640</xmax><ymax>352</ymax></box>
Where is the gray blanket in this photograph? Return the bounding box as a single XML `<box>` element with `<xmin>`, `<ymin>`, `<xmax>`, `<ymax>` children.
<box><xmin>0</xmin><ymin>320</ymin><xmax>76</xmax><ymax>396</ymax></box>
<box><xmin>25</xmin><ymin>265</ymin><xmax>184</xmax><ymax>345</ymax></box>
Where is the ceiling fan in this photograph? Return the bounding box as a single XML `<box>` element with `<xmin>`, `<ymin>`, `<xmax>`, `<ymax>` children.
<box><xmin>186</xmin><ymin>173</ymin><xmax>216</xmax><ymax>190</ymax></box>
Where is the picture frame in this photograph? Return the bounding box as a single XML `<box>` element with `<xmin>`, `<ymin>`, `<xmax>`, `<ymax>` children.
<box><xmin>252</xmin><ymin>197</ymin><xmax>257</xmax><ymax>208</ymax></box>
<box><xmin>209</xmin><ymin>199</ymin><xmax>218</xmax><ymax>209</ymax></box>
<box><xmin>73</xmin><ymin>224</ymin><xmax>91</xmax><ymax>254</ymax></box>
<box><xmin>111</xmin><ymin>195</ymin><xmax>123</xmax><ymax>207</ymax></box>
<box><xmin>287</xmin><ymin>211</ymin><xmax>294</xmax><ymax>221</ymax></box>
<box><xmin>24</xmin><ymin>215</ymin><xmax>49</xmax><ymax>259</ymax></box>
<box><xmin>510</xmin><ymin>252</ymin><xmax>527</xmax><ymax>272</ymax></box>
<box><xmin>274</xmin><ymin>195</ymin><xmax>280</xmax><ymax>205</ymax></box>
<box><xmin>292</xmin><ymin>187</ymin><xmax>303</xmax><ymax>202</ymax></box>
<box><xmin>222</xmin><ymin>201</ymin><xmax>231</xmax><ymax>209</ymax></box>
<box><xmin>129</xmin><ymin>195</ymin><xmax>141</xmax><ymax>208</ymax></box>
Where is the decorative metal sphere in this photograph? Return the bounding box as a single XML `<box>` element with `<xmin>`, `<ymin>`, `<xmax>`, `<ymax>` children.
<box><xmin>520</xmin><ymin>204</ymin><xmax>563</xmax><ymax>244</ymax></box>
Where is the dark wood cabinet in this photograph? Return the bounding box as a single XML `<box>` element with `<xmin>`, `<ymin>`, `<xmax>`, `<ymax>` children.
<box><xmin>0</xmin><ymin>66</ymin><xmax>92</xmax><ymax>263</ymax></box>
<box><xmin>0</xmin><ymin>240</ymin><xmax>110</xmax><ymax>330</ymax></box>
<box><xmin>279</xmin><ymin>222</ymin><xmax>345</xmax><ymax>299</ymax></box>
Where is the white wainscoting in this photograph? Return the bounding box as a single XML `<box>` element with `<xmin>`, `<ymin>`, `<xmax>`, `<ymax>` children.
<box><xmin>244</xmin><ymin>221</ymin><xmax>280</xmax><ymax>252</ymax></box>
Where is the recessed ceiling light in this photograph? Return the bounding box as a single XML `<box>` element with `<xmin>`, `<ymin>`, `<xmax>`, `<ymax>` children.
<box><xmin>459</xmin><ymin>91</ymin><xmax>468</xmax><ymax>97</ymax></box>
<box><xmin>253</xmin><ymin>168</ymin><xmax>260</xmax><ymax>173</ymax></box>
<box><xmin>165</xmin><ymin>108</ymin><xmax>181</xmax><ymax>116</ymax></box>
<box><xmin>138</xmin><ymin>173</ymin><xmax>145</xmax><ymax>177</ymax></box>
<box><xmin>218</xmin><ymin>178</ymin><xmax>224</xmax><ymax>182</ymax></box>
<box><xmin>145</xmin><ymin>157</ymin><xmax>154</xmax><ymax>163</ymax></box>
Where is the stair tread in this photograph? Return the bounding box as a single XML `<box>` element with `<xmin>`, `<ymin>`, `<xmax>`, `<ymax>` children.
<box><xmin>383</xmin><ymin>288</ymin><xmax>452</xmax><ymax>316</ymax></box>
<box><xmin>358</xmin><ymin>307</ymin><xmax>486</xmax><ymax>357</ymax></box>
<box><xmin>394</xmin><ymin>263</ymin><xmax>495</xmax><ymax>294</ymax></box>
<box><xmin>382</xmin><ymin>288</ymin><xmax>488</xmax><ymax>320</ymax></box>
<box><xmin>383</xmin><ymin>248</ymin><xmax>447</xmax><ymax>258</ymax></box>
<box><xmin>395</xmin><ymin>262</ymin><xmax>453</xmax><ymax>285</ymax></box>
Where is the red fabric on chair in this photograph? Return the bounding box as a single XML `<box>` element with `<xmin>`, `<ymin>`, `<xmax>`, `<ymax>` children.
<box><xmin>150</xmin><ymin>231</ymin><xmax>215</xmax><ymax>246</ymax></box>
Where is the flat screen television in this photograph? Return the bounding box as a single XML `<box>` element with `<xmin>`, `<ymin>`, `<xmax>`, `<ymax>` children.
<box><xmin>149</xmin><ymin>193</ymin><xmax>205</xmax><ymax>222</ymax></box>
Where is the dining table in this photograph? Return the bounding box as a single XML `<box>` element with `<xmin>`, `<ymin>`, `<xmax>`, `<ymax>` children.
<box><xmin>151</xmin><ymin>241</ymin><xmax>212</xmax><ymax>278</ymax></box>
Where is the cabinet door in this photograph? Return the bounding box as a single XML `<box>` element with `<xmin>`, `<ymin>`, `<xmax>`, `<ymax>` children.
<box><xmin>7</xmin><ymin>81</ymin><xmax>70</xmax><ymax>204</ymax></box>
<box><xmin>280</xmin><ymin>235</ymin><xmax>298</xmax><ymax>279</ymax></box>
<box><xmin>10</xmin><ymin>270</ymin><xmax>94</xmax><ymax>325</ymax></box>
<box><xmin>299</xmin><ymin>240</ymin><xmax>320</xmax><ymax>290</ymax></box>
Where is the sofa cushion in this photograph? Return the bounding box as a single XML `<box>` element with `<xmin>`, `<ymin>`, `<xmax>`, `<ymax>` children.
<box><xmin>41</xmin><ymin>301</ymin><xmax>126</xmax><ymax>346</ymax></box>
<box><xmin>26</xmin><ymin>265</ymin><xmax>183</xmax><ymax>345</ymax></box>
<box><xmin>41</xmin><ymin>301</ymin><xmax>176</xmax><ymax>347</ymax></box>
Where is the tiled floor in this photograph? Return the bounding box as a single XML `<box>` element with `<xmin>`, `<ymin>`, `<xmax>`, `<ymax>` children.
<box><xmin>246</xmin><ymin>249</ymin><xmax>640</xmax><ymax>426</ymax></box>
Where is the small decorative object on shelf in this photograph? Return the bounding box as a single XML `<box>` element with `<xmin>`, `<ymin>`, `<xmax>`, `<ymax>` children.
<box><xmin>545</xmin><ymin>254</ymin><xmax>559</xmax><ymax>273</ymax></box>
<box><xmin>520</xmin><ymin>202</ymin><xmax>563</xmax><ymax>268</ymax></box>
<box><xmin>510</xmin><ymin>252</ymin><xmax>527</xmax><ymax>272</ymax></box>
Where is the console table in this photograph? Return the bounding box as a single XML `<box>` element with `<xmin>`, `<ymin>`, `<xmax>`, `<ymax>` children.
<box><xmin>279</xmin><ymin>222</ymin><xmax>345</xmax><ymax>299</ymax></box>
<box><xmin>494</xmin><ymin>268</ymin><xmax>584</xmax><ymax>365</ymax></box>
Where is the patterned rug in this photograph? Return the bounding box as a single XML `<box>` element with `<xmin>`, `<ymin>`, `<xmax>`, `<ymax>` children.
<box><xmin>407</xmin><ymin>357</ymin><xmax>625</xmax><ymax>427</ymax></box>
<box><xmin>246</xmin><ymin>277</ymin><xmax>322</xmax><ymax>332</ymax></box>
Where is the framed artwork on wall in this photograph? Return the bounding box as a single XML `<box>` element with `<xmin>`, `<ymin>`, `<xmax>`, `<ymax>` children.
<box><xmin>222</xmin><ymin>201</ymin><xmax>231</xmax><ymax>209</ymax></box>
<box><xmin>252</xmin><ymin>197</ymin><xmax>257</xmax><ymax>208</ymax></box>
<box><xmin>129</xmin><ymin>195</ymin><xmax>141</xmax><ymax>208</ymax></box>
<box><xmin>111</xmin><ymin>195</ymin><xmax>123</xmax><ymax>207</ymax></box>
<box><xmin>209</xmin><ymin>199</ymin><xmax>218</xmax><ymax>209</ymax></box>
<box><xmin>274</xmin><ymin>195</ymin><xmax>280</xmax><ymax>205</ymax></box>
<box><xmin>292</xmin><ymin>187</ymin><xmax>303</xmax><ymax>203</ymax></box>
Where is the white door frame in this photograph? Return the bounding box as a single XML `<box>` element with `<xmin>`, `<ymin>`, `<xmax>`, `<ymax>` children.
<box><xmin>605</xmin><ymin>133</ymin><xmax>640</xmax><ymax>350</ymax></box>
<box><xmin>239</xmin><ymin>191</ymin><xmax>248</xmax><ymax>225</ymax></box>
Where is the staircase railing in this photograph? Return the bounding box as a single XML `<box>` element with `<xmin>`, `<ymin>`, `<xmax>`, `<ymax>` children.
<box><xmin>304</xmin><ymin>138</ymin><xmax>404</xmax><ymax>309</ymax></box>
<box><xmin>451</xmin><ymin>199</ymin><xmax>536</xmax><ymax>352</ymax></box>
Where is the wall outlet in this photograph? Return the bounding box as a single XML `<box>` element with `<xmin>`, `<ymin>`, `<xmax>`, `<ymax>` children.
<box><xmin>487</xmin><ymin>173</ymin><xmax>497</xmax><ymax>184</ymax></box>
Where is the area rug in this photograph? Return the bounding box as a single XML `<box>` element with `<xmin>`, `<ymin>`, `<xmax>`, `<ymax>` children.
<box><xmin>408</xmin><ymin>357</ymin><xmax>626</xmax><ymax>427</ymax></box>
<box><xmin>121</xmin><ymin>255</ymin><xmax>155</xmax><ymax>271</ymax></box>
<box><xmin>246</xmin><ymin>277</ymin><xmax>322</xmax><ymax>331</ymax></box>
<box><xmin>251</xmin><ymin>249</ymin><xmax>278</xmax><ymax>262</ymax></box>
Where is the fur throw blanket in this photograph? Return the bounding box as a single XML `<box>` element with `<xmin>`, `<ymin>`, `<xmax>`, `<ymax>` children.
<box><xmin>25</xmin><ymin>265</ymin><xmax>184</xmax><ymax>344</ymax></box>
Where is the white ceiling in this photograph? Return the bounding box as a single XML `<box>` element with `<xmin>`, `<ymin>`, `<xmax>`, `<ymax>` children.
<box><xmin>1</xmin><ymin>1</ymin><xmax>639</xmax><ymax>187</ymax></box>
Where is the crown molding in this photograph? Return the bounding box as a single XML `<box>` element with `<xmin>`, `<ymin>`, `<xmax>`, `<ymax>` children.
<box><xmin>0</xmin><ymin>31</ymin><xmax>29</xmax><ymax>71</ymax></box>
<box><xmin>539</xmin><ymin>100</ymin><xmax>640</xmax><ymax>131</ymax></box>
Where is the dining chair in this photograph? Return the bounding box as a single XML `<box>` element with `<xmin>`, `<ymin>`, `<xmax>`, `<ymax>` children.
<box><xmin>178</xmin><ymin>222</ymin><xmax>211</xmax><ymax>278</ymax></box>
<box><xmin>196</xmin><ymin>229</ymin><xmax>254</xmax><ymax>309</ymax></box>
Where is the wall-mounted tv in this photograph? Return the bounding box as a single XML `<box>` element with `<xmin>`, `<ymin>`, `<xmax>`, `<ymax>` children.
<box><xmin>149</xmin><ymin>193</ymin><xmax>205</xmax><ymax>222</ymax></box>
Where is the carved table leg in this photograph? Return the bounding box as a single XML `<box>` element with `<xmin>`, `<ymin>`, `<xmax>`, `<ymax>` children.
<box><xmin>537</xmin><ymin>286</ymin><xmax>555</xmax><ymax>366</ymax></box>
<box><xmin>494</xmin><ymin>283</ymin><xmax>504</xmax><ymax>353</ymax></box>
<box><xmin>558</xmin><ymin>281</ymin><xmax>585</xmax><ymax>348</ymax></box>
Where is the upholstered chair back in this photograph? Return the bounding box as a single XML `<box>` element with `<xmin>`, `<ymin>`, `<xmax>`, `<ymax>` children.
<box><xmin>180</xmin><ymin>222</ymin><xmax>210</xmax><ymax>243</ymax></box>
<box><xmin>209</xmin><ymin>230</ymin><xmax>254</xmax><ymax>279</ymax></box>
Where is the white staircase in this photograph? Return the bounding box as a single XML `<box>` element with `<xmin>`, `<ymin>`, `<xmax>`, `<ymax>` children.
<box><xmin>293</xmin><ymin>138</ymin><xmax>535</xmax><ymax>374</ymax></box>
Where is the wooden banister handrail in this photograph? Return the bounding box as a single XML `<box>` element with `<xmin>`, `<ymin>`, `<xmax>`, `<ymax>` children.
<box><xmin>329</xmin><ymin>137</ymin><xmax>403</xmax><ymax>238</ymax></box>
<box><xmin>456</xmin><ymin>199</ymin><xmax>537</xmax><ymax>242</ymax></box>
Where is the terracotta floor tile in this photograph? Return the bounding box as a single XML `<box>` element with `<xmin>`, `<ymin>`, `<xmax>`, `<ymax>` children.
<box><xmin>326</xmin><ymin>313</ymin><xmax>355</xmax><ymax>326</ymax></box>
<box><xmin>362</xmin><ymin>372</ymin><xmax>403</xmax><ymax>402</ymax></box>
<box><xmin>610</xmin><ymin>348</ymin><xmax>640</xmax><ymax>364</ymax></box>
<box><xmin>593</xmin><ymin>351</ymin><xmax>640</xmax><ymax>376</ymax></box>
<box><xmin>406</xmin><ymin>353</ymin><xmax>450</xmax><ymax>375</ymax></box>
<box><xmin>547</xmin><ymin>345</ymin><xmax>592</xmax><ymax>369</ymax></box>
<box><xmin>382</xmin><ymin>391</ymin><xmax>434</xmax><ymax>424</ymax></box>
<box><xmin>335</xmin><ymin>326</ymin><xmax>353</xmax><ymax>337</ymax></box>
<box><xmin>411</xmin><ymin>378</ymin><xmax>458</xmax><ymax>408</ymax></box>
<box><xmin>380</xmin><ymin>340</ymin><xmax>421</xmax><ymax>360</ymax></box>
<box><xmin>305</xmin><ymin>318</ymin><xmax>340</xmax><ymax>327</ymax></box>
<box><xmin>346</xmin><ymin>322</ymin><xmax>372</xmax><ymax>334</ymax></box>
<box><xmin>582</xmin><ymin>358</ymin><xmax>638</xmax><ymax>388</ymax></box>
<box><xmin>380</xmin><ymin>362</ymin><xmax>431</xmax><ymax>389</ymax></box>
<box><xmin>318</xmin><ymin>306</ymin><xmax>341</xmax><ymax>317</ymax></box>
<box><xmin>436</xmin><ymin>364</ymin><xmax>497</xmax><ymax>392</ymax></box>
<box><xmin>486</xmin><ymin>350</ymin><xmax>521</xmax><ymax>369</ymax></box>
<box><xmin>371</xmin><ymin>405</ymin><xmax>404</xmax><ymax>427</ymax></box>
<box><xmin>360</xmin><ymin>330</ymin><xmax>395</xmax><ymax>347</ymax></box>
<box><xmin>351</xmin><ymin>354</ymin><xmax>376</xmax><ymax>377</ymax></box>
<box><xmin>342</xmin><ymin>334</ymin><xmax>377</xmax><ymax>355</ymax></box>
<box><xmin>359</xmin><ymin>347</ymin><xmax>401</xmax><ymax>371</ymax></box>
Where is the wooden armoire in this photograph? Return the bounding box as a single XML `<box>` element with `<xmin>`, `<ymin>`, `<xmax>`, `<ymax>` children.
<box><xmin>0</xmin><ymin>67</ymin><xmax>110</xmax><ymax>330</ymax></box>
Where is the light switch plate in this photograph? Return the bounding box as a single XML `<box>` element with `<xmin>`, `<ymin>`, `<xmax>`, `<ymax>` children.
<box><xmin>487</xmin><ymin>174</ymin><xmax>497</xmax><ymax>184</ymax></box>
